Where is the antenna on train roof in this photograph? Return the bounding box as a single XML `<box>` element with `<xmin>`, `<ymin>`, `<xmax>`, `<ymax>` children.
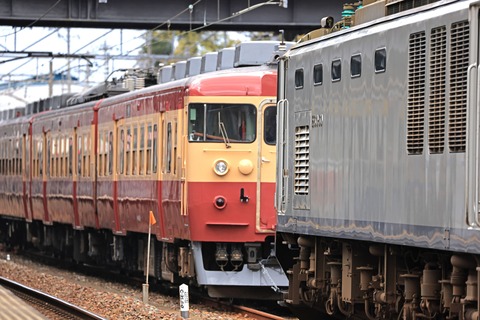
<box><xmin>278</xmin><ymin>30</ymin><xmax>286</xmax><ymax>52</ymax></box>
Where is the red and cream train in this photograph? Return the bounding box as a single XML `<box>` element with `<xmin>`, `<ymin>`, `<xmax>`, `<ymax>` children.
<box><xmin>0</xmin><ymin>41</ymin><xmax>289</xmax><ymax>300</ymax></box>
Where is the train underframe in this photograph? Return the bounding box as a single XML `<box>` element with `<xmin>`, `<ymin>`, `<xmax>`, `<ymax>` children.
<box><xmin>277</xmin><ymin>233</ymin><xmax>480</xmax><ymax>320</ymax></box>
<box><xmin>0</xmin><ymin>216</ymin><xmax>283</xmax><ymax>300</ymax></box>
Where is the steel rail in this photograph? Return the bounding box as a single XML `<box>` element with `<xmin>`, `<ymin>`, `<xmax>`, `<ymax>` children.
<box><xmin>0</xmin><ymin>276</ymin><xmax>106</xmax><ymax>320</ymax></box>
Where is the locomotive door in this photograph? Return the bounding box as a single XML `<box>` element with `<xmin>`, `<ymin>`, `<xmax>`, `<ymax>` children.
<box><xmin>258</xmin><ymin>100</ymin><xmax>278</xmax><ymax>232</ymax></box>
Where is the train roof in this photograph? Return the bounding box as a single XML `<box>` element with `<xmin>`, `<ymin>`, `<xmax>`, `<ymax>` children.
<box><xmin>287</xmin><ymin>0</ymin><xmax>467</xmax><ymax>55</ymax></box>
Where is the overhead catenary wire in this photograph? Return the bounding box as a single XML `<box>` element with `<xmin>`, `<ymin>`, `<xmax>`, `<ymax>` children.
<box><xmin>1</xmin><ymin>0</ymin><xmax>280</xmax><ymax>84</ymax></box>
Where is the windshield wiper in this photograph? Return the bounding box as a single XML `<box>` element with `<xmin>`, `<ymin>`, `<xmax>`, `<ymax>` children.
<box><xmin>218</xmin><ymin>112</ymin><xmax>231</xmax><ymax>148</ymax></box>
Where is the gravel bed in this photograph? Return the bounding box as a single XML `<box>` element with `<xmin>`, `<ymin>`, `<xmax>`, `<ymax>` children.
<box><xmin>0</xmin><ymin>252</ymin><xmax>264</xmax><ymax>320</ymax></box>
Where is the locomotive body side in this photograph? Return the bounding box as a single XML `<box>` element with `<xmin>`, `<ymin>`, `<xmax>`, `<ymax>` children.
<box><xmin>276</xmin><ymin>1</ymin><xmax>480</xmax><ymax>319</ymax></box>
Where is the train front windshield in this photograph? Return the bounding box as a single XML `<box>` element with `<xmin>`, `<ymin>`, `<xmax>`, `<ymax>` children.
<box><xmin>188</xmin><ymin>103</ymin><xmax>256</xmax><ymax>143</ymax></box>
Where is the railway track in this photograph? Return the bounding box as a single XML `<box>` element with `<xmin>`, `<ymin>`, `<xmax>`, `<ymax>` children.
<box><xmin>7</xmin><ymin>252</ymin><xmax>296</xmax><ymax>319</ymax></box>
<box><xmin>0</xmin><ymin>276</ymin><xmax>106</xmax><ymax>320</ymax></box>
<box><xmin>197</xmin><ymin>296</ymin><xmax>293</xmax><ymax>320</ymax></box>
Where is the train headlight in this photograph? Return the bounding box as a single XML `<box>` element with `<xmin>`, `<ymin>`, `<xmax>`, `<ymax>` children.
<box><xmin>238</xmin><ymin>159</ymin><xmax>253</xmax><ymax>175</ymax></box>
<box><xmin>214</xmin><ymin>196</ymin><xmax>227</xmax><ymax>209</ymax></box>
<box><xmin>213</xmin><ymin>159</ymin><xmax>229</xmax><ymax>176</ymax></box>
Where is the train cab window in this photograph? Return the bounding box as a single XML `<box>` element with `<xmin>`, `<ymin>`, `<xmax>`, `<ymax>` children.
<box><xmin>375</xmin><ymin>48</ymin><xmax>387</xmax><ymax>73</ymax></box>
<box><xmin>188</xmin><ymin>103</ymin><xmax>256</xmax><ymax>143</ymax></box>
<box><xmin>295</xmin><ymin>68</ymin><xmax>304</xmax><ymax>89</ymax></box>
<box><xmin>313</xmin><ymin>64</ymin><xmax>323</xmax><ymax>85</ymax></box>
<box><xmin>331</xmin><ymin>59</ymin><xmax>342</xmax><ymax>82</ymax></box>
<box><xmin>264</xmin><ymin>106</ymin><xmax>277</xmax><ymax>145</ymax></box>
<box><xmin>350</xmin><ymin>54</ymin><xmax>362</xmax><ymax>78</ymax></box>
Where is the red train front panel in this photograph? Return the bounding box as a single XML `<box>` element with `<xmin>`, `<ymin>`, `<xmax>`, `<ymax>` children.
<box><xmin>180</xmin><ymin>70</ymin><xmax>288</xmax><ymax>298</ymax></box>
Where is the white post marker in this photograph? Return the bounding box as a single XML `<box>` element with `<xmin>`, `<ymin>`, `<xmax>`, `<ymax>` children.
<box><xmin>179</xmin><ymin>283</ymin><xmax>189</xmax><ymax>319</ymax></box>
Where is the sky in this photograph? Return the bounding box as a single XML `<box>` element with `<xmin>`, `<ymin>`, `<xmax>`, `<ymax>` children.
<box><xmin>0</xmin><ymin>26</ymin><xmax>147</xmax><ymax>85</ymax></box>
<box><xmin>0</xmin><ymin>26</ymin><xmax>248</xmax><ymax>110</ymax></box>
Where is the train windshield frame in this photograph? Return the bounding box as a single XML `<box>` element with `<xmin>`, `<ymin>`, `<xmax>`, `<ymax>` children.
<box><xmin>188</xmin><ymin>103</ymin><xmax>256</xmax><ymax>143</ymax></box>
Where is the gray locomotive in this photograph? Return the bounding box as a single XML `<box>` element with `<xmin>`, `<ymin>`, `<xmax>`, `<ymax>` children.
<box><xmin>275</xmin><ymin>0</ymin><xmax>480</xmax><ymax>319</ymax></box>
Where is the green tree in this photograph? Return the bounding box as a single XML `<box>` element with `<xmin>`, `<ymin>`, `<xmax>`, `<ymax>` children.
<box><xmin>142</xmin><ymin>30</ymin><xmax>240</xmax><ymax>66</ymax></box>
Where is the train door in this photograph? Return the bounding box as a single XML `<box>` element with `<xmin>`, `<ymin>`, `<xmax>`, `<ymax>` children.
<box><xmin>72</xmin><ymin>128</ymin><xmax>80</xmax><ymax>228</ymax></box>
<box><xmin>22</xmin><ymin>133</ymin><xmax>31</xmax><ymax>221</ymax></box>
<box><xmin>162</xmin><ymin>108</ymin><xmax>189</xmax><ymax>240</ymax></box>
<box><xmin>114</xmin><ymin>118</ymin><xmax>125</xmax><ymax>234</ymax></box>
<box><xmin>155</xmin><ymin>112</ymin><xmax>165</xmax><ymax>239</ymax></box>
<box><xmin>258</xmin><ymin>100</ymin><xmax>278</xmax><ymax>232</ymax></box>
<box><xmin>42</xmin><ymin>131</ymin><xmax>50</xmax><ymax>223</ymax></box>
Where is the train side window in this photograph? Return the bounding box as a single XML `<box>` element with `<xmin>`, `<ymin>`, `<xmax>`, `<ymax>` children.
<box><xmin>57</xmin><ymin>137</ymin><xmax>61</xmax><ymax>177</ymax></box>
<box><xmin>3</xmin><ymin>140</ymin><xmax>6</xmax><ymax>175</ymax></box>
<box><xmin>98</xmin><ymin>132</ymin><xmax>104</xmax><ymax>177</ymax></box>
<box><xmin>48</xmin><ymin>138</ymin><xmax>52</xmax><ymax>177</ymax></box>
<box><xmin>174</xmin><ymin>122</ymin><xmax>177</xmax><ymax>175</ymax></box>
<box><xmin>140</xmin><ymin>124</ymin><xmax>145</xmax><ymax>175</ymax></box>
<box><xmin>351</xmin><ymin>54</ymin><xmax>362</xmax><ymax>78</ymax></box>
<box><xmin>68</xmin><ymin>137</ymin><xmax>73</xmax><ymax>176</ymax></box>
<box><xmin>18</xmin><ymin>138</ymin><xmax>22</xmax><ymax>176</ymax></box>
<box><xmin>331</xmin><ymin>59</ymin><xmax>341</xmax><ymax>82</ymax></box>
<box><xmin>38</xmin><ymin>139</ymin><xmax>43</xmax><ymax>176</ymax></box>
<box><xmin>153</xmin><ymin>124</ymin><xmax>158</xmax><ymax>174</ymax></box>
<box><xmin>375</xmin><ymin>48</ymin><xmax>387</xmax><ymax>73</ymax></box>
<box><xmin>22</xmin><ymin>135</ymin><xmax>27</xmax><ymax>177</ymax></box>
<box><xmin>24</xmin><ymin>135</ymin><xmax>29</xmax><ymax>178</ymax></box>
<box><xmin>264</xmin><ymin>106</ymin><xmax>277</xmax><ymax>145</ymax></box>
<box><xmin>166</xmin><ymin>122</ymin><xmax>172</xmax><ymax>173</ymax></box>
<box><xmin>147</xmin><ymin>124</ymin><xmax>152</xmax><ymax>174</ymax></box>
<box><xmin>118</xmin><ymin>128</ymin><xmax>124</xmax><ymax>174</ymax></box>
<box><xmin>0</xmin><ymin>140</ymin><xmax>3</xmax><ymax>175</ymax></box>
<box><xmin>295</xmin><ymin>68</ymin><xmax>304</xmax><ymax>89</ymax></box>
<box><xmin>61</xmin><ymin>137</ymin><xmax>64</xmax><ymax>177</ymax></box>
<box><xmin>83</xmin><ymin>135</ymin><xmax>89</xmax><ymax>177</ymax></box>
<box><xmin>108</xmin><ymin>131</ymin><xmax>113</xmax><ymax>176</ymax></box>
<box><xmin>77</xmin><ymin>135</ymin><xmax>82</xmax><ymax>176</ymax></box>
<box><xmin>313</xmin><ymin>64</ymin><xmax>323</xmax><ymax>85</ymax></box>
<box><xmin>126</xmin><ymin>127</ymin><xmax>131</xmax><ymax>175</ymax></box>
<box><xmin>133</xmin><ymin>125</ymin><xmax>138</xmax><ymax>175</ymax></box>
